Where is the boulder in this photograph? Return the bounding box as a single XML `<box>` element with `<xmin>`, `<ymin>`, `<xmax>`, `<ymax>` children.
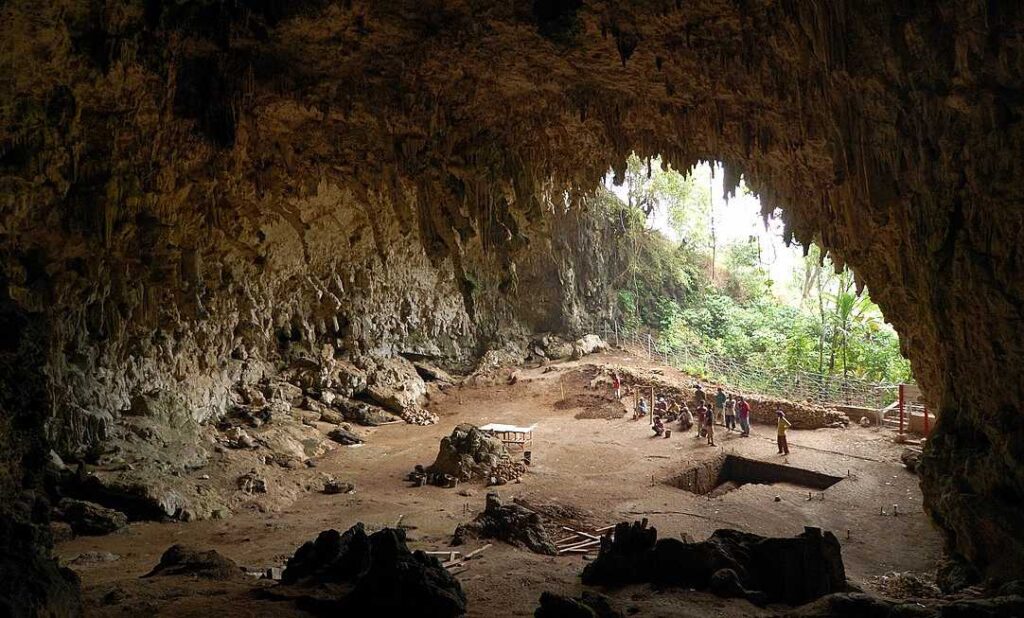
<box><xmin>360</xmin><ymin>356</ymin><xmax>426</xmax><ymax>413</ymax></box>
<box><xmin>427</xmin><ymin>424</ymin><xmax>508</xmax><ymax>482</ymax></box>
<box><xmin>452</xmin><ymin>493</ymin><xmax>557</xmax><ymax>555</ymax></box>
<box><xmin>901</xmin><ymin>448</ymin><xmax>922</xmax><ymax>474</ymax></box>
<box><xmin>535</xmin><ymin>591</ymin><xmax>622</xmax><ymax>618</ymax></box>
<box><xmin>323</xmin><ymin>479</ymin><xmax>355</xmax><ymax>495</ymax></box>
<box><xmin>145</xmin><ymin>545</ymin><xmax>242</xmax><ymax>581</ymax></box>
<box><xmin>583</xmin><ymin>521</ymin><xmax>847</xmax><ymax>606</ymax></box>
<box><xmin>333</xmin><ymin>399</ymin><xmax>402</xmax><ymax>426</ymax></box>
<box><xmin>571</xmin><ymin>334</ymin><xmax>608</xmax><ymax>359</ymax></box>
<box><xmin>277</xmin><ymin>524</ymin><xmax>465</xmax><ymax>617</ymax></box>
<box><xmin>328</xmin><ymin>427</ymin><xmax>364</xmax><ymax>446</ymax></box>
<box><xmin>56</xmin><ymin>499</ymin><xmax>127</xmax><ymax>536</ymax></box>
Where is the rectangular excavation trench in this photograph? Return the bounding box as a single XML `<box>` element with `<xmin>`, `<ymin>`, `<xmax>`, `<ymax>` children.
<box><xmin>669</xmin><ymin>454</ymin><xmax>843</xmax><ymax>498</ymax></box>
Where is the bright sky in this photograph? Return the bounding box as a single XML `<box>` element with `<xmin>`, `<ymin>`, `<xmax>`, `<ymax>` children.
<box><xmin>608</xmin><ymin>161</ymin><xmax>806</xmax><ymax>305</ymax></box>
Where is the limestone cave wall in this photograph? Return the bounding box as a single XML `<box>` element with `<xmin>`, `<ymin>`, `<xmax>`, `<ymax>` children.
<box><xmin>2</xmin><ymin>0</ymin><xmax>1024</xmax><ymax>600</ymax></box>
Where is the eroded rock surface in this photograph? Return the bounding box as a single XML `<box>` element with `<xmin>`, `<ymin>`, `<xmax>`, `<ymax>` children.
<box><xmin>2</xmin><ymin>0</ymin><xmax>1024</xmax><ymax>606</ymax></box>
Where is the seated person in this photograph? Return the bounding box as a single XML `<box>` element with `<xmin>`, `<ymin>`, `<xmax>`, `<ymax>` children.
<box><xmin>678</xmin><ymin>403</ymin><xmax>694</xmax><ymax>429</ymax></box>
<box><xmin>636</xmin><ymin>398</ymin><xmax>649</xmax><ymax>418</ymax></box>
<box><xmin>654</xmin><ymin>395</ymin><xmax>668</xmax><ymax>414</ymax></box>
<box><xmin>652</xmin><ymin>415</ymin><xmax>665</xmax><ymax>436</ymax></box>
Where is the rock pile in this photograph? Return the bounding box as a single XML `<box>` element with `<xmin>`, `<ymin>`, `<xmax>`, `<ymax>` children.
<box><xmin>488</xmin><ymin>458</ymin><xmax>526</xmax><ymax>486</ymax></box>
<box><xmin>745</xmin><ymin>397</ymin><xmax>849</xmax><ymax>429</ymax></box>
<box><xmin>582</xmin><ymin>519</ymin><xmax>847</xmax><ymax>606</ymax></box>
<box><xmin>452</xmin><ymin>493</ymin><xmax>557</xmax><ymax>555</ymax></box>
<box><xmin>610</xmin><ymin>366</ymin><xmax>849</xmax><ymax>430</ymax></box>
<box><xmin>427</xmin><ymin>424</ymin><xmax>508</xmax><ymax>482</ymax></box>
<box><xmin>274</xmin><ymin>524</ymin><xmax>465</xmax><ymax>617</ymax></box>
<box><xmin>401</xmin><ymin>407</ymin><xmax>439</xmax><ymax>426</ymax></box>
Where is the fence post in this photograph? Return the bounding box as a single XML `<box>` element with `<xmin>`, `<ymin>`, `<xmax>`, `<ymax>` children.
<box><xmin>647</xmin><ymin>334</ymin><xmax>652</xmax><ymax>360</ymax></box>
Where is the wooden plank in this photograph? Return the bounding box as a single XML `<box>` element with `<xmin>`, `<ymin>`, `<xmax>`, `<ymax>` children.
<box><xmin>561</xmin><ymin>547</ymin><xmax>599</xmax><ymax>553</ymax></box>
<box><xmin>561</xmin><ymin>526</ymin><xmax>600</xmax><ymax>541</ymax></box>
<box><xmin>554</xmin><ymin>535</ymin><xmax>581</xmax><ymax>545</ymax></box>
<box><xmin>557</xmin><ymin>539</ymin><xmax>600</xmax><ymax>553</ymax></box>
<box><xmin>442</xmin><ymin>559</ymin><xmax>463</xmax><ymax>569</ymax></box>
<box><xmin>594</xmin><ymin>525</ymin><xmax>615</xmax><ymax>533</ymax></box>
<box><xmin>463</xmin><ymin>543</ymin><xmax>492</xmax><ymax>560</ymax></box>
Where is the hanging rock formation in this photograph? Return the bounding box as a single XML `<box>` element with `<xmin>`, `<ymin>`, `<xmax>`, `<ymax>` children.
<box><xmin>2</xmin><ymin>0</ymin><xmax>1024</xmax><ymax>610</ymax></box>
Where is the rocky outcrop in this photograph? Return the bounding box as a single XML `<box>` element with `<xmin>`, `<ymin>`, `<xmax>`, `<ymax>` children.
<box><xmin>2</xmin><ymin>0</ymin><xmax>1024</xmax><ymax>594</ymax></box>
<box><xmin>582</xmin><ymin>520</ymin><xmax>846</xmax><ymax>606</ymax></box>
<box><xmin>427</xmin><ymin>425</ymin><xmax>510</xmax><ymax>483</ymax></box>
<box><xmin>276</xmin><ymin>524</ymin><xmax>466</xmax><ymax>617</ymax></box>
<box><xmin>453</xmin><ymin>493</ymin><xmax>558</xmax><ymax>555</ymax></box>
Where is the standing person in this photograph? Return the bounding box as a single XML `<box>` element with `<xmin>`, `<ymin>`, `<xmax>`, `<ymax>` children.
<box><xmin>694</xmin><ymin>384</ymin><xmax>706</xmax><ymax>409</ymax></box>
<box><xmin>776</xmin><ymin>410</ymin><xmax>792</xmax><ymax>455</ymax></box>
<box><xmin>725</xmin><ymin>394</ymin><xmax>736</xmax><ymax>432</ymax></box>
<box><xmin>715</xmin><ymin>387</ymin><xmax>727</xmax><ymax>426</ymax></box>
<box><xmin>706</xmin><ymin>406</ymin><xmax>717</xmax><ymax>446</ymax></box>
<box><xmin>695</xmin><ymin>404</ymin><xmax>706</xmax><ymax>438</ymax></box>
<box><xmin>737</xmin><ymin>396</ymin><xmax>751</xmax><ymax>437</ymax></box>
<box><xmin>611</xmin><ymin>371</ymin><xmax>622</xmax><ymax>400</ymax></box>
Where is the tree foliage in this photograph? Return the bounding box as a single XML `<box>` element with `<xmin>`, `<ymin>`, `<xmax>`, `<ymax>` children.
<box><xmin>604</xmin><ymin>155</ymin><xmax>913</xmax><ymax>385</ymax></box>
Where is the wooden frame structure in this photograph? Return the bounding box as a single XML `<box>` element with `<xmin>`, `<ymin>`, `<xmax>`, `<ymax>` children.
<box><xmin>479</xmin><ymin>423</ymin><xmax>536</xmax><ymax>450</ymax></box>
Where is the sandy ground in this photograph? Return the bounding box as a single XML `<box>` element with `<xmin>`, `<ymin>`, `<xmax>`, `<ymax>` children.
<box><xmin>58</xmin><ymin>350</ymin><xmax>942</xmax><ymax>617</ymax></box>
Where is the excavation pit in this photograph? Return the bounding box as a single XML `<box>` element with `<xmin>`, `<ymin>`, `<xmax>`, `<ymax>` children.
<box><xmin>668</xmin><ymin>454</ymin><xmax>843</xmax><ymax>497</ymax></box>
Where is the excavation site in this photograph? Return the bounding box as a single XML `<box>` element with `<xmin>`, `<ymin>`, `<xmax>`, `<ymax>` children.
<box><xmin>2</xmin><ymin>2</ymin><xmax>1024</xmax><ymax>617</ymax></box>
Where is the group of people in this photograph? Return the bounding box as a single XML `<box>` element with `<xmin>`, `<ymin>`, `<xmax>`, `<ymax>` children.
<box><xmin>689</xmin><ymin>384</ymin><xmax>752</xmax><ymax>446</ymax></box>
<box><xmin>613</xmin><ymin>370</ymin><xmax>793</xmax><ymax>455</ymax></box>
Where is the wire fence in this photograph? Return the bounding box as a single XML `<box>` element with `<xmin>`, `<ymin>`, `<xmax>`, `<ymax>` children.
<box><xmin>600</xmin><ymin>323</ymin><xmax>901</xmax><ymax>410</ymax></box>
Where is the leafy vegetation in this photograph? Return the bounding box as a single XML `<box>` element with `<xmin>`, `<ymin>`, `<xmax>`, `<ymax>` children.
<box><xmin>602</xmin><ymin>155</ymin><xmax>912</xmax><ymax>385</ymax></box>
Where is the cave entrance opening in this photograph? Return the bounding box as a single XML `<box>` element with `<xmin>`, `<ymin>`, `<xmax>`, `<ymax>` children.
<box><xmin>600</xmin><ymin>155</ymin><xmax>911</xmax><ymax>416</ymax></box>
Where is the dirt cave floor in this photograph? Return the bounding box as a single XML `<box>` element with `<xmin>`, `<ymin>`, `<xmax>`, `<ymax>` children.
<box><xmin>58</xmin><ymin>350</ymin><xmax>942</xmax><ymax>617</ymax></box>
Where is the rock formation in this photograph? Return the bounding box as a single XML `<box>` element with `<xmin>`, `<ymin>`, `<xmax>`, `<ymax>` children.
<box><xmin>275</xmin><ymin>523</ymin><xmax>466</xmax><ymax>617</ymax></box>
<box><xmin>452</xmin><ymin>492</ymin><xmax>558</xmax><ymax>555</ymax></box>
<box><xmin>582</xmin><ymin>520</ymin><xmax>847</xmax><ymax>606</ymax></box>
<box><xmin>2</xmin><ymin>1</ymin><xmax>1024</xmax><ymax>611</ymax></box>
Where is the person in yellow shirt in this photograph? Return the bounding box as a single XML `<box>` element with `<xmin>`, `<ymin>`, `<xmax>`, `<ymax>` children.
<box><xmin>776</xmin><ymin>410</ymin><xmax>792</xmax><ymax>455</ymax></box>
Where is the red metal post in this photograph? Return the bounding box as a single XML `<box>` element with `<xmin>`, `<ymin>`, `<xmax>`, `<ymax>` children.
<box><xmin>898</xmin><ymin>384</ymin><xmax>905</xmax><ymax>436</ymax></box>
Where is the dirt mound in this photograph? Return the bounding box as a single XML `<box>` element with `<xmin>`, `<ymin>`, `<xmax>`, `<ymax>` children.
<box><xmin>554</xmin><ymin>393</ymin><xmax>627</xmax><ymax>420</ymax></box>
<box><xmin>145</xmin><ymin>545</ymin><xmax>243</xmax><ymax>581</ymax></box>
<box><xmin>427</xmin><ymin>424</ymin><xmax>509</xmax><ymax>482</ymax></box>
<box><xmin>452</xmin><ymin>493</ymin><xmax>557</xmax><ymax>555</ymax></box>
<box><xmin>602</xmin><ymin>365</ymin><xmax>849</xmax><ymax>430</ymax></box>
<box><xmin>582</xmin><ymin>519</ymin><xmax>847</xmax><ymax>606</ymax></box>
<box><xmin>274</xmin><ymin>524</ymin><xmax>465</xmax><ymax>617</ymax></box>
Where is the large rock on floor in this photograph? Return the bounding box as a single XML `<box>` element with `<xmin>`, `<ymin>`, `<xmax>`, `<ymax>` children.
<box><xmin>359</xmin><ymin>356</ymin><xmax>427</xmax><ymax>414</ymax></box>
<box><xmin>144</xmin><ymin>545</ymin><xmax>243</xmax><ymax>581</ymax></box>
<box><xmin>453</xmin><ymin>493</ymin><xmax>557</xmax><ymax>555</ymax></box>
<box><xmin>276</xmin><ymin>524</ymin><xmax>465</xmax><ymax>617</ymax></box>
<box><xmin>427</xmin><ymin>424</ymin><xmax>508</xmax><ymax>482</ymax></box>
<box><xmin>583</xmin><ymin>520</ymin><xmax>847</xmax><ymax>606</ymax></box>
<box><xmin>56</xmin><ymin>499</ymin><xmax>127</xmax><ymax>536</ymax></box>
